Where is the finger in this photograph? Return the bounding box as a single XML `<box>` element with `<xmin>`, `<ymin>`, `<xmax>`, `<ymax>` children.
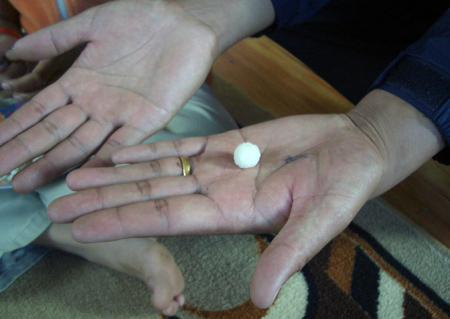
<box><xmin>48</xmin><ymin>176</ymin><xmax>201</xmax><ymax>223</ymax></box>
<box><xmin>11</xmin><ymin>116</ymin><xmax>114</xmax><ymax>192</ymax></box>
<box><xmin>12</xmin><ymin>91</ymin><xmax>38</xmax><ymax>102</ymax></box>
<box><xmin>112</xmin><ymin>136</ymin><xmax>207</xmax><ymax>164</ymax></box>
<box><xmin>0</xmin><ymin>82</ymin><xmax>70</xmax><ymax>146</ymax></box>
<box><xmin>160</xmin><ymin>300</ymin><xmax>181</xmax><ymax>317</ymax></box>
<box><xmin>66</xmin><ymin>157</ymin><xmax>185</xmax><ymax>190</ymax></box>
<box><xmin>150</xmin><ymin>270</ymin><xmax>182</xmax><ymax>316</ymax></box>
<box><xmin>4</xmin><ymin>71</ymin><xmax>43</xmax><ymax>93</ymax></box>
<box><xmin>10</xmin><ymin>116</ymin><xmax>115</xmax><ymax>192</ymax></box>
<box><xmin>0</xmin><ymin>103</ymin><xmax>86</xmax><ymax>178</ymax></box>
<box><xmin>6</xmin><ymin>11</ymin><xmax>94</xmax><ymax>62</ymax></box>
<box><xmin>81</xmin><ymin>122</ymin><xmax>156</xmax><ymax>169</ymax></box>
<box><xmin>249</xmin><ymin>202</ymin><xmax>355</xmax><ymax>309</ymax></box>
<box><xmin>56</xmin><ymin>194</ymin><xmax>245</xmax><ymax>242</ymax></box>
<box><xmin>0</xmin><ymin>61</ymin><xmax>28</xmax><ymax>80</ymax></box>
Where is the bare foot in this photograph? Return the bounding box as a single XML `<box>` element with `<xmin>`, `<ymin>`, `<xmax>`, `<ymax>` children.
<box><xmin>33</xmin><ymin>223</ymin><xmax>184</xmax><ymax>316</ymax></box>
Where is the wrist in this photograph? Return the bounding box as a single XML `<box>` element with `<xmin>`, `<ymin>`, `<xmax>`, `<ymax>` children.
<box><xmin>177</xmin><ymin>0</ymin><xmax>275</xmax><ymax>56</ymax></box>
<box><xmin>347</xmin><ymin>89</ymin><xmax>446</xmax><ymax>197</ymax></box>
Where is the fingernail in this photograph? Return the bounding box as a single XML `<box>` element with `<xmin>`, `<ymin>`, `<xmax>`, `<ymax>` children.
<box><xmin>177</xmin><ymin>294</ymin><xmax>185</xmax><ymax>307</ymax></box>
<box><xmin>5</xmin><ymin>49</ymin><xmax>15</xmax><ymax>60</ymax></box>
<box><xmin>13</xmin><ymin>93</ymin><xmax>28</xmax><ymax>102</ymax></box>
<box><xmin>13</xmin><ymin>93</ymin><xmax>25</xmax><ymax>101</ymax></box>
<box><xmin>271</xmin><ymin>288</ymin><xmax>281</xmax><ymax>305</ymax></box>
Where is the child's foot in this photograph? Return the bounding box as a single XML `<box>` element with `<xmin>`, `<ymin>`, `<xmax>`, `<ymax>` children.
<box><xmin>33</xmin><ymin>223</ymin><xmax>184</xmax><ymax>316</ymax></box>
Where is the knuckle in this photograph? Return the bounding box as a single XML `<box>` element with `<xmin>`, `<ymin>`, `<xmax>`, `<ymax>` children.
<box><xmin>148</xmin><ymin>160</ymin><xmax>161</xmax><ymax>177</ymax></box>
<box><xmin>49</xmin><ymin>29</ymin><xmax>64</xmax><ymax>55</ymax></box>
<box><xmin>41</xmin><ymin>120</ymin><xmax>61</xmax><ymax>141</ymax></box>
<box><xmin>272</xmin><ymin>240</ymin><xmax>307</xmax><ymax>269</ymax></box>
<box><xmin>8</xmin><ymin>115</ymin><xmax>25</xmax><ymax>131</ymax></box>
<box><xmin>191</xmin><ymin>174</ymin><xmax>202</xmax><ymax>194</ymax></box>
<box><xmin>94</xmin><ymin>187</ymin><xmax>105</xmax><ymax>211</ymax></box>
<box><xmin>67</xmin><ymin>134</ymin><xmax>89</xmax><ymax>156</ymax></box>
<box><xmin>146</xmin><ymin>142</ymin><xmax>158</xmax><ymax>155</ymax></box>
<box><xmin>154</xmin><ymin>198</ymin><xmax>171</xmax><ymax>231</ymax></box>
<box><xmin>12</xmin><ymin>136</ymin><xmax>32</xmax><ymax>156</ymax></box>
<box><xmin>29</xmin><ymin>99</ymin><xmax>48</xmax><ymax>117</ymax></box>
<box><xmin>135</xmin><ymin>180</ymin><xmax>153</xmax><ymax>199</ymax></box>
<box><xmin>172</xmin><ymin>139</ymin><xmax>183</xmax><ymax>154</ymax></box>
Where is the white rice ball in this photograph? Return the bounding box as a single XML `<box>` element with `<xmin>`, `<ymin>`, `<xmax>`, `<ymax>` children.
<box><xmin>234</xmin><ymin>142</ymin><xmax>261</xmax><ymax>169</ymax></box>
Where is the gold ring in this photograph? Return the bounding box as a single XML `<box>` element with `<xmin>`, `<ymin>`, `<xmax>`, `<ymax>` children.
<box><xmin>180</xmin><ymin>156</ymin><xmax>191</xmax><ymax>176</ymax></box>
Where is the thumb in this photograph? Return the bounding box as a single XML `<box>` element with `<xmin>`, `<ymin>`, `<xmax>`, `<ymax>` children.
<box><xmin>6</xmin><ymin>10</ymin><xmax>94</xmax><ymax>61</ymax></box>
<box><xmin>250</xmin><ymin>200</ymin><xmax>355</xmax><ymax>308</ymax></box>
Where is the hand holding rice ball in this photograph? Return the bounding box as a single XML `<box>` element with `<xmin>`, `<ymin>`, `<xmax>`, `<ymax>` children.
<box><xmin>234</xmin><ymin>142</ymin><xmax>261</xmax><ymax>168</ymax></box>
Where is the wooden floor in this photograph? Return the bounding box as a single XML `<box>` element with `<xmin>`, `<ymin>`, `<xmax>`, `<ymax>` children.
<box><xmin>211</xmin><ymin>36</ymin><xmax>450</xmax><ymax>249</ymax></box>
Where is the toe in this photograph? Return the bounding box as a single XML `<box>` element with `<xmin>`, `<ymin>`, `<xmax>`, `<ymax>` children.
<box><xmin>175</xmin><ymin>293</ymin><xmax>185</xmax><ymax>307</ymax></box>
<box><xmin>148</xmin><ymin>271</ymin><xmax>174</xmax><ymax>311</ymax></box>
<box><xmin>162</xmin><ymin>300</ymin><xmax>181</xmax><ymax>317</ymax></box>
<box><xmin>143</xmin><ymin>242</ymin><xmax>185</xmax><ymax>314</ymax></box>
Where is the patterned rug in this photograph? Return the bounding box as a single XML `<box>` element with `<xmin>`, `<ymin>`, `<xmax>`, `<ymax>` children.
<box><xmin>0</xmin><ymin>199</ymin><xmax>449</xmax><ymax>319</ymax></box>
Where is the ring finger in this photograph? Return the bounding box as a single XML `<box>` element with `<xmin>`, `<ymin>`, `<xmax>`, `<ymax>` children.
<box><xmin>67</xmin><ymin>156</ymin><xmax>194</xmax><ymax>190</ymax></box>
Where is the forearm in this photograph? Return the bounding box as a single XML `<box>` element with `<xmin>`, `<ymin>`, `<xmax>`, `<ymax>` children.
<box><xmin>177</xmin><ymin>0</ymin><xmax>275</xmax><ymax>56</ymax></box>
<box><xmin>347</xmin><ymin>89</ymin><xmax>446</xmax><ymax>197</ymax></box>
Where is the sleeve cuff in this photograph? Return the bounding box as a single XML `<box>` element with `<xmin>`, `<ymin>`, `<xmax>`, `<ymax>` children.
<box><xmin>373</xmin><ymin>55</ymin><xmax>450</xmax><ymax>164</ymax></box>
<box><xmin>371</xmin><ymin>9</ymin><xmax>450</xmax><ymax>164</ymax></box>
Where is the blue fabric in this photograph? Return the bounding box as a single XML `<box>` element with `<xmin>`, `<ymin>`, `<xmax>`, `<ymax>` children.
<box><xmin>0</xmin><ymin>102</ymin><xmax>25</xmax><ymax>120</ymax></box>
<box><xmin>0</xmin><ymin>246</ymin><xmax>51</xmax><ymax>292</ymax></box>
<box><xmin>372</xmin><ymin>9</ymin><xmax>450</xmax><ymax>159</ymax></box>
<box><xmin>268</xmin><ymin>1</ymin><xmax>450</xmax><ymax>161</ymax></box>
<box><xmin>56</xmin><ymin>0</ymin><xmax>70</xmax><ymax>20</ymax></box>
<box><xmin>270</xmin><ymin>0</ymin><xmax>330</xmax><ymax>28</ymax></box>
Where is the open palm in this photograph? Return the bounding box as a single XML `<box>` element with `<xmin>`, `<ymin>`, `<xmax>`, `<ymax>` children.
<box><xmin>49</xmin><ymin>114</ymin><xmax>385</xmax><ymax>308</ymax></box>
<box><xmin>0</xmin><ymin>0</ymin><xmax>217</xmax><ymax>192</ymax></box>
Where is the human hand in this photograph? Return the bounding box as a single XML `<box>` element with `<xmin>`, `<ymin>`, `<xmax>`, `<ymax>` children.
<box><xmin>1</xmin><ymin>45</ymin><xmax>84</xmax><ymax>102</ymax></box>
<box><xmin>0</xmin><ymin>33</ymin><xmax>35</xmax><ymax>98</ymax></box>
<box><xmin>0</xmin><ymin>0</ymin><xmax>218</xmax><ymax>192</ymax></box>
<box><xmin>49</xmin><ymin>113</ymin><xmax>386</xmax><ymax>308</ymax></box>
